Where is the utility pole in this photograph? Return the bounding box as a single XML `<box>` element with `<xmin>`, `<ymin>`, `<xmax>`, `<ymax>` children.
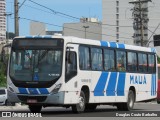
<box><xmin>14</xmin><ymin>0</ymin><xmax>19</xmax><ymax>36</ymax></box>
<box><xmin>139</xmin><ymin>0</ymin><xmax>144</xmax><ymax>46</ymax></box>
<box><xmin>129</xmin><ymin>0</ymin><xmax>151</xmax><ymax>46</ymax></box>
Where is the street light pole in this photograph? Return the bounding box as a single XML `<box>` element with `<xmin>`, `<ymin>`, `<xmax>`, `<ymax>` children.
<box><xmin>83</xmin><ymin>26</ymin><xmax>89</xmax><ymax>39</ymax></box>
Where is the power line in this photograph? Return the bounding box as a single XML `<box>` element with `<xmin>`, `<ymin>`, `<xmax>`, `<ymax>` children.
<box><xmin>22</xmin><ymin>4</ymin><xmax>78</xmax><ymax>21</ymax></box>
<box><xmin>18</xmin><ymin>17</ymin><xmax>133</xmax><ymax>40</ymax></box>
<box><xmin>28</xmin><ymin>0</ymin><xmax>80</xmax><ymax>20</ymax></box>
<box><xmin>19</xmin><ymin>0</ymin><xmax>27</xmax><ymax>9</ymax></box>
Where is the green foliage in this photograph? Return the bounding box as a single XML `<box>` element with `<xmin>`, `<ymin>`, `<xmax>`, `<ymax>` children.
<box><xmin>0</xmin><ymin>62</ymin><xmax>7</xmax><ymax>87</ymax></box>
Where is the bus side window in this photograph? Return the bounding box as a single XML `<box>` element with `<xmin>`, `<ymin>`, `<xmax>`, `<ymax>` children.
<box><xmin>65</xmin><ymin>51</ymin><xmax>77</xmax><ymax>82</ymax></box>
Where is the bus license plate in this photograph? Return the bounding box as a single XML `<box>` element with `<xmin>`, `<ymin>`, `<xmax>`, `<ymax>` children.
<box><xmin>27</xmin><ymin>99</ymin><xmax>37</xmax><ymax>103</ymax></box>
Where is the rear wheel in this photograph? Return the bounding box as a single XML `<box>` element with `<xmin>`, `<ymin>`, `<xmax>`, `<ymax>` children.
<box><xmin>72</xmin><ymin>91</ymin><xmax>86</xmax><ymax>113</ymax></box>
<box><xmin>29</xmin><ymin>105</ymin><xmax>42</xmax><ymax>113</ymax></box>
<box><xmin>117</xmin><ymin>90</ymin><xmax>135</xmax><ymax>111</ymax></box>
<box><xmin>157</xmin><ymin>99</ymin><xmax>160</xmax><ymax>104</ymax></box>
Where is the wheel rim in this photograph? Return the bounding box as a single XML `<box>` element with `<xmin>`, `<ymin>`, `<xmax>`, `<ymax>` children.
<box><xmin>78</xmin><ymin>96</ymin><xmax>85</xmax><ymax>109</ymax></box>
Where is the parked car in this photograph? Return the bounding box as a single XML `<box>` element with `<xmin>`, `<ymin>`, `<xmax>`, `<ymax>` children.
<box><xmin>0</xmin><ymin>88</ymin><xmax>7</xmax><ymax>105</ymax></box>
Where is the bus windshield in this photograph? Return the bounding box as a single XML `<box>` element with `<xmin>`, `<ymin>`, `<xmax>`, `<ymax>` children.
<box><xmin>10</xmin><ymin>49</ymin><xmax>63</xmax><ymax>82</ymax></box>
<box><xmin>9</xmin><ymin>38</ymin><xmax>64</xmax><ymax>82</ymax></box>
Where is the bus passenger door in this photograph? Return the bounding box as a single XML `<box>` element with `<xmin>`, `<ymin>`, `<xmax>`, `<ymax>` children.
<box><xmin>64</xmin><ymin>44</ymin><xmax>81</xmax><ymax>104</ymax></box>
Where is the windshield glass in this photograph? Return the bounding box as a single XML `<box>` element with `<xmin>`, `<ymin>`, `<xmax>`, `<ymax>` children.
<box><xmin>10</xmin><ymin>49</ymin><xmax>63</xmax><ymax>82</ymax></box>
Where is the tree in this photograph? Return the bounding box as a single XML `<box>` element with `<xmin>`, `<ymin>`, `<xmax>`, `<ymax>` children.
<box><xmin>6</xmin><ymin>32</ymin><xmax>15</xmax><ymax>39</ymax></box>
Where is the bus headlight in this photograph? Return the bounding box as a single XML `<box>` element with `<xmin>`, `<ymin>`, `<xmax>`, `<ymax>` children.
<box><xmin>9</xmin><ymin>86</ymin><xmax>15</xmax><ymax>93</ymax></box>
<box><xmin>52</xmin><ymin>84</ymin><xmax>62</xmax><ymax>94</ymax></box>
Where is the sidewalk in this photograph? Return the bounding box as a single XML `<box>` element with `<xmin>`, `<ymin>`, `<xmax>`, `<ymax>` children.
<box><xmin>0</xmin><ymin>104</ymin><xmax>28</xmax><ymax>111</ymax></box>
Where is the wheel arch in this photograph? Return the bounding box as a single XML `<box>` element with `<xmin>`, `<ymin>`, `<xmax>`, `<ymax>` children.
<box><xmin>129</xmin><ymin>86</ymin><xmax>136</xmax><ymax>102</ymax></box>
<box><xmin>81</xmin><ymin>85</ymin><xmax>90</xmax><ymax>104</ymax></box>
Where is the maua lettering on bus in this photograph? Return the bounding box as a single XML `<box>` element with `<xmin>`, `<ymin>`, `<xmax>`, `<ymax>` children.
<box><xmin>130</xmin><ymin>75</ymin><xmax>147</xmax><ymax>84</ymax></box>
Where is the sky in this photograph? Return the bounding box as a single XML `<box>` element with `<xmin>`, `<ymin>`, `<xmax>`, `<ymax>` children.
<box><xmin>6</xmin><ymin>0</ymin><xmax>102</xmax><ymax>36</ymax></box>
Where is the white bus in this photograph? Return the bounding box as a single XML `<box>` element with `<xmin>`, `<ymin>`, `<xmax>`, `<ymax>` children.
<box><xmin>7</xmin><ymin>36</ymin><xmax>157</xmax><ymax>113</ymax></box>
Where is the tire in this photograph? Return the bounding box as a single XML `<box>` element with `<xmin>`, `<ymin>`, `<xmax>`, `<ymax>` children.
<box><xmin>29</xmin><ymin>105</ymin><xmax>42</xmax><ymax>113</ymax></box>
<box><xmin>117</xmin><ymin>90</ymin><xmax>135</xmax><ymax>111</ymax></box>
<box><xmin>157</xmin><ymin>100</ymin><xmax>160</xmax><ymax>104</ymax></box>
<box><xmin>5</xmin><ymin>100</ymin><xmax>8</xmax><ymax>106</ymax></box>
<box><xmin>85</xmin><ymin>104</ymin><xmax>97</xmax><ymax>111</ymax></box>
<box><xmin>72</xmin><ymin>91</ymin><xmax>86</xmax><ymax>113</ymax></box>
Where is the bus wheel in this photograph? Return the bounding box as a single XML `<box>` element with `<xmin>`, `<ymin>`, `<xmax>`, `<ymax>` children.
<box><xmin>29</xmin><ymin>105</ymin><xmax>42</xmax><ymax>113</ymax></box>
<box><xmin>124</xmin><ymin>90</ymin><xmax>135</xmax><ymax>111</ymax></box>
<box><xmin>157</xmin><ymin>100</ymin><xmax>160</xmax><ymax>104</ymax></box>
<box><xmin>72</xmin><ymin>91</ymin><xmax>86</xmax><ymax>113</ymax></box>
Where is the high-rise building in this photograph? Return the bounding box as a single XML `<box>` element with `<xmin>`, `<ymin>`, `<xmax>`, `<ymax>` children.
<box><xmin>102</xmin><ymin>0</ymin><xmax>134</xmax><ymax>44</ymax></box>
<box><xmin>0</xmin><ymin>0</ymin><xmax>6</xmax><ymax>41</ymax></box>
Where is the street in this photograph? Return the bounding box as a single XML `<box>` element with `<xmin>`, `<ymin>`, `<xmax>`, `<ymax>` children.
<box><xmin>0</xmin><ymin>102</ymin><xmax>160</xmax><ymax>117</ymax></box>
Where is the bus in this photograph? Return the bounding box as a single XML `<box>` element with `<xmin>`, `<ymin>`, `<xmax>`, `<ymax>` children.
<box><xmin>6</xmin><ymin>36</ymin><xmax>157</xmax><ymax>113</ymax></box>
<box><xmin>157</xmin><ymin>64</ymin><xmax>160</xmax><ymax>104</ymax></box>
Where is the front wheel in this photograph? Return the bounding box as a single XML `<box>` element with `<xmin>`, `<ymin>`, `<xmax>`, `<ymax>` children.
<box><xmin>29</xmin><ymin>105</ymin><xmax>42</xmax><ymax>113</ymax></box>
<box><xmin>72</xmin><ymin>91</ymin><xmax>86</xmax><ymax>113</ymax></box>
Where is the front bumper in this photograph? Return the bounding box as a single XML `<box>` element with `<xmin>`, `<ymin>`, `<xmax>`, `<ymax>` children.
<box><xmin>8</xmin><ymin>90</ymin><xmax>65</xmax><ymax>105</ymax></box>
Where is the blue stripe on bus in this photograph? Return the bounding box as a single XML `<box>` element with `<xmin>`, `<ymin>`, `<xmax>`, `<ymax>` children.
<box><xmin>151</xmin><ymin>75</ymin><xmax>153</xmax><ymax>96</ymax></box>
<box><xmin>19</xmin><ymin>88</ymin><xmax>28</xmax><ymax>94</ymax></box>
<box><xmin>106</xmin><ymin>72</ymin><xmax>118</xmax><ymax>96</ymax></box>
<box><xmin>100</xmin><ymin>41</ymin><xmax>108</xmax><ymax>47</ymax></box>
<box><xmin>151</xmin><ymin>74</ymin><xmax>156</xmax><ymax>96</ymax></box>
<box><xmin>153</xmin><ymin>75</ymin><xmax>155</xmax><ymax>96</ymax></box>
<box><xmin>33</xmin><ymin>36</ymin><xmax>43</xmax><ymax>38</ymax></box>
<box><xmin>118</xmin><ymin>44</ymin><xmax>125</xmax><ymax>49</ymax></box>
<box><xmin>43</xmin><ymin>36</ymin><xmax>52</xmax><ymax>38</ymax></box>
<box><xmin>151</xmin><ymin>48</ymin><xmax>156</xmax><ymax>53</ymax></box>
<box><xmin>154</xmin><ymin>74</ymin><xmax>156</xmax><ymax>96</ymax></box>
<box><xmin>39</xmin><ymin>88</ymin><xmax>49</xmax><ymax>94</ymax></box>
<box><xmin>116</xmin><ymin>72</ymin><xmax>126</xmax><ymax>96</ymax></box>
<box><xmin>110</xmin><ymin>42</ymin><xmax>117</xmax><ymax>48</ymax></box>
<box><xmin>94</xmin><ymin>72</ymin><xmax>109</xmax><ymax>96</ymax></box>
<box><xmin>28</xmin><ymin>88</ymin><xmax>39</xmax><ymax>95</ymax></box>
<box><xmin>25</xmin><ymin>36</ymin><xmax>34</xmax><ymax>38</ymax></box>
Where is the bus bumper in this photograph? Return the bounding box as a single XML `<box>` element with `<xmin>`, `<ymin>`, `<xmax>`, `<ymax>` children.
<box><xmin>7</xmin><ymin>90</ymin><xmax>65</xmax><ymax>105</ymax></box>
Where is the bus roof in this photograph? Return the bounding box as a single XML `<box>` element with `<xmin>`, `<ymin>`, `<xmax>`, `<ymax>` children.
<box><xmin>14</xmin><ymin>35</ymin><xmax>156</xmax><ymax>53</ymax></box>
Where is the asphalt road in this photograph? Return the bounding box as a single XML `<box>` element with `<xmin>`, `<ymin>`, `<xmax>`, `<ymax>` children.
<box><xmin>0</xmin><ymin>102</ymin><xmax>160</xmax><ymax>117</ymax></box>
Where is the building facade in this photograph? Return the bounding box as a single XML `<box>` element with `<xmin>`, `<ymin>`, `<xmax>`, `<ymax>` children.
<box><xmin>63</xmin><ymin>18</ymin><xmax>102</xmax><ymax>40</ymax></box>
<box><xmin>0</xmin><ymin>0</ymin><xmax>6</xmax><ymax>41</ymax></box>
<box><xmin>30</xmin><ymin>21</ymin><xmax>46</xmax><ymax>35</ymax></box>
<box><xmin>102</xmin><ymin>0</ymin><xmax>134</xmax><ymax>44</ymax></box>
